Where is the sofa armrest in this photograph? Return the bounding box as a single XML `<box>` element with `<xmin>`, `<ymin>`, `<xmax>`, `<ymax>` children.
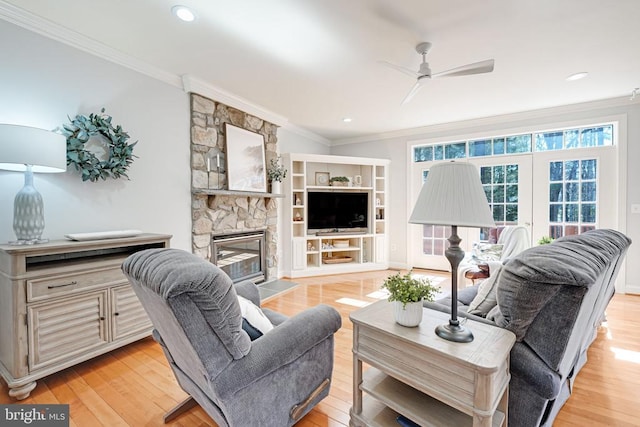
<box><xmin>214</xmin><ymin>304</ymin><xmax>342</xmax><ymax>396</ymax></box>
<box><xmin>510</xmin><ymin>342</ymin><xmax>561</xmax><ymax>400</ymax></box>
<box><xmin>234</xmin><ymin>280</ymin><xmax>261</xmax><ymax>306</ymax></box>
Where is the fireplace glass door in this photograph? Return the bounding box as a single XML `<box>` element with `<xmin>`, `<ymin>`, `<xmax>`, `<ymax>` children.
<box><xmin>211</xmin><ymin>232</ymin><xmax>265</xmax><ymax>283</ymax></box>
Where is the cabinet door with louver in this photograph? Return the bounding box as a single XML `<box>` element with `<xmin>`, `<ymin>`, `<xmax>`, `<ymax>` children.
<box><xmin>28</xmin><ymin>291</ymin><xmax>108</xmax><ymax>371</ymax></box>
<box><xmin>110</xmin><ymin>285</ymin><xmax>152</xmax><ymax>341</ymax></box>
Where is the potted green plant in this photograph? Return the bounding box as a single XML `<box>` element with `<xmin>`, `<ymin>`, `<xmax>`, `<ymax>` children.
<box><xmin>267</xmin><ymin>156</ymin><xmax>287</xmax><ymax>194</ymax></box>
<box><xmin>538</xmin><ymin>236</ymin><xmax>554</xmax><ymax>245</ymax></box>
<box><xmin>381</xmin><ymin>272</ymin><xmax>440</xmax><ymax>327</ymax></box>
<box><xmin>329</xmin><ymin>176</ymin><xmax>350</xmax><ymax>187</ymax></box>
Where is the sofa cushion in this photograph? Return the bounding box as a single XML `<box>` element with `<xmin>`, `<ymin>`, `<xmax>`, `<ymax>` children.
<box><xmin>467</xmin><ymin>267</ymin><xmax>503</xmax><ymax>316</ymax></box>
<box><xmin>237</xmin><ymin>295</ymin><xmax>274</xmax><ymax>340</ymax></box>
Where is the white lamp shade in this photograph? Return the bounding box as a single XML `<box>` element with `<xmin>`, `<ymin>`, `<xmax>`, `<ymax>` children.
<box><xmin>409</xmin><ymin>161</ymin><xmax>495</xmax><ymax>228</ymax></box>
<box><xmin>0</xmin><ymin>124</ymin><xmax>66</xmax><ymax>173</ymax></box>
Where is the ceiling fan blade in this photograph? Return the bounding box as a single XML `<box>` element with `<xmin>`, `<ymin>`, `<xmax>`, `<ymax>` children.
<box><xmin>432</xmin><ymin>59</ymin><xmax>495</xmax><ymax>78</ymax></box>
<box><xmin>401</xmin><ymin>80</ymin><xmax>425</xmax><ymax>105</ymax></box>
<box><xmin>379</xmin><ymin>60</ymin><xmax>420</xmax><ymax>79</ymax></box>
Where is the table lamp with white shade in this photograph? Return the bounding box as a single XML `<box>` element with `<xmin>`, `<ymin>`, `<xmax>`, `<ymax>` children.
<box><xmin>0</xmin><ymin>124</ymin><xmax>66</xmax><ymax>244</ymax></box>
<box><xmin>409</xmin><ymin>161</ymin><xmax>495</xmax><ymax>343</ymax></box>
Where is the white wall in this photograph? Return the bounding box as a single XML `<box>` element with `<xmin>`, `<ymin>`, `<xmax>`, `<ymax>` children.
<box><xmin>278</xmin><ymin>127</ymin><xmax>331</xmax><ymax>155</ymax></box>
<box><xmin>331</xmin><ymin>100</ymin><xmax>640</xmax><ymax>294</ymax></box>
<box><xmin>0</xmin><ymin>20</ymin><xmax>194</xmax><ymax>250</ymax></box>
<box><xmin>0</xmin><ymin>20</ymin><xmax>332</xmax><ymax>257</ymax></box>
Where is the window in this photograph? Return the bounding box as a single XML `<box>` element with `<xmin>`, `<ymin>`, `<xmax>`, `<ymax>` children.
<box><xmin>548</xmin><ymin>159</ymin><xmax>597</xmax><ymax>238</ymax></box>
<box><xmin>419</xmin><ymin>169</ymin><xmax>450</xmax><ymax>255</ymax></box>
<box><xmin>480</xmin><ymin>164</ymin><xmax>519</xmax><ymax>240</ymax></box>
<box><xmin>413</xmin><ymin>123</ymin><xmax>614</xmax><ymax>160</ymax></box>
<box><xmin>535</xmin><ymin>125</ymin><xmax>613</xmax><ymax>152</ymax></box>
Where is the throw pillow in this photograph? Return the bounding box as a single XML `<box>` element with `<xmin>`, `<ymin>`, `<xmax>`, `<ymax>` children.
<box><xmin>237</xmin><ymin>295</ymin><xmax>274</xmax><ymax>340</ymax></box>
<box><xmin>467</xmin><ymin>267</ymin><xmax>503</xmax><ymax>317</ymax></box>
<box><xmin>472</xmin><ymin>243</ymin><xmax>504</xmax><ymax>262</ymax></box>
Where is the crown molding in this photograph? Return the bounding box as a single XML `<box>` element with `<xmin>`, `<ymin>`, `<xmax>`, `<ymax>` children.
<box><xmin>0</xmin><ymin>1</ymin><xmax>182</xmax><ymax>88</ymax></box>
<box><xmin>181</xmin><ymin>75</ymin><xmax>330</xmax><ymax>144</ymax></box>
<box><xmin>331</xmin><ymin>95</ymin><xmax>640</xmax><ymax>146</ymax></box>
<box><xmin>0</xmin><ymin>2</ymin><xmax>331</xmax><ymax>143</ymax></box>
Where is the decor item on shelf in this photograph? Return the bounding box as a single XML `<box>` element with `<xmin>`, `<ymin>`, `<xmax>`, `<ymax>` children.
<box><xmin>538</xmin><ymin>235</ymin><xmax>554</xmax><ymax>245</ymax></box>
<box><xmin>295</xmin><ymin>196</ymin><xmax>302</xmax><ymax>205</ymax></box>
<box><xmin>267</xmin><ymin>156</ymin><xmax>286</xmax><ymax>194</ymax></box>
<box><xmin>333</xmin><ymin>239</ymin><xmax>349</xmax><ymax>248</ymax></box>
<box><xmin>322</xmin><ymin>255</ymin><xmax>353</xmax><ymax>264</ymax></box>
<box><xmin>0</xmin><ymin>124</ymin><xmax>66</xmax><ymax>245</ymax></box>
<box><xmin>353</xmin><ymin>175</ymin><xmax>362</xmax><ymax>186</ymax></box>
<box><xmin>294</xmin><ymin>212</ymin><xmax>303</xmax><ymax>221</ymax></box>
<box><xmin>315</xmin><ymin>171</ymin><xmax>330</xmax><ymax>186</ymax></box>
<box><xmin>225</xmin><ymin>123</ymin><xmax>267</xmax><ymax>192</ymax></box>
<box><xmin>410</xmin><ymin>161</ymin><xmax>494</xmax><ymax>341</ymax></box>
<box><xmin>329</xmin><ymin>176</ymin><xmax>350</xmax><ymax>186</ymax></box>
<box><xmin>381</xmin><ymin>272</ymin><xmax>439</xmax><ymax>327</ymax></box>
<box><xmin>206</xmin><ymin>152</ymin><xmax>225</xmax><ymax>190</ymax></box>
<box><xmin>267</xmin><ymin>155</ymin><xmax>287</xmax><ymax>183</ymax></box>
<box><xmin>60</xmin><ymin>108</ymin><xmax>137</xmax><ymax>182</ymax></box>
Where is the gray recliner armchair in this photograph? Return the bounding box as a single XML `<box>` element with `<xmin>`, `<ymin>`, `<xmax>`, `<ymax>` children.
<box><xmin>122</xmin><ymin>248</ymin><xmax>342</xmax><ymax>426</ymax></box>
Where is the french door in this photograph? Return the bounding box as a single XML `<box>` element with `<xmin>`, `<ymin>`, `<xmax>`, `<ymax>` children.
<box><xmin>409</xmin><ymin>156</ymin><xmax>532</xmax><ymax>271</ymax></box>
<box><xmin>409</xmin><ymin>161</ymin><xmax>453</xmax><ymax>271</ymax></box>
<box><xmin>531</xmin><ymin>147</ymin><xmax>618</xmax><ymax>242</ymax></box>
<box><xmin>409</xmin><ymin>149</ymin><xmax>618</xmax><ymax>271</ymax></box>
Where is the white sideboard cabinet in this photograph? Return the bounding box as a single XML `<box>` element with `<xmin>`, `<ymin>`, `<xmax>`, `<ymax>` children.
<box><xmin>0</xmin><ymin>233</ymin><xmax>171</xmax><ymax>399</ymax></box>
<box><xmin>281</xmin><ymin>153</ymin><xmax>389</xmax><ymax>278</ymax></box>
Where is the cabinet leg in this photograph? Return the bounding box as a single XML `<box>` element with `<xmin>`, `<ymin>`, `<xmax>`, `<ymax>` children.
<box><xmin>8</xmin><ymin>381</ymin><xmax>37</xmax><ymax>400</ymax></box>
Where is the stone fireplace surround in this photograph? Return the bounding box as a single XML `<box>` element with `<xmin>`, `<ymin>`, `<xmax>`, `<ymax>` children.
<box><xmin>190</xmin><ymin>93</ymin><xmax>278</xmax><ymax>281</ymax></box>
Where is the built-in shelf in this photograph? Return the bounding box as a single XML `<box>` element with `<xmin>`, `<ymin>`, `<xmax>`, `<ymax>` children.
<box><xmin>282</xmin><ymin>153</ymin><xmax>389</xmax><ymax>278</ymax></box>
<box><xmin>192</xmin><ymin>189</ymin><xmax>285</xmax><ymax>198</ymax></box>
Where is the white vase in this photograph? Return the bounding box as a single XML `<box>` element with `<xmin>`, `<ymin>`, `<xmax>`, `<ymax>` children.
<box><xmin>393</xmin><ymin>300</ymin><xmax>423</xmax><ymax>327</ymax></box>
<box><xmin>271</xmin><ymin>180</ymin><xmax>281</xmax><ymax>194</ymax></box>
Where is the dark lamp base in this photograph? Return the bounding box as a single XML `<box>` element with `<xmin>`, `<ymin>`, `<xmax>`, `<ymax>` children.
<box><xmin>435</xmin><ymin>322</ymin><xmax>474</xmax><ymax>343</ymax></box>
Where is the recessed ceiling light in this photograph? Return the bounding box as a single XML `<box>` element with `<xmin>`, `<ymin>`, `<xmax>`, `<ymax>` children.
<box><xmin>342</xmin><ymin>118</ymin><xmax>353</xmax><ymax>123</ymax></box>
<box><xmin>172</xmin><ymin>5</ymin><xmax>196</xmax><ymax>22</ymax></box>
<box><xmin>566</xmin><ymin>72</ymin><xmax>588</xmax><ymax>81</ymax></box>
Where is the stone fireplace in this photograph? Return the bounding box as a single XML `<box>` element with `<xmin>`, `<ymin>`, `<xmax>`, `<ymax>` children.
<box><xmin>189</xmin><ymin>93</ymin><xmax>278</xmax><ymax>280</ymax></box>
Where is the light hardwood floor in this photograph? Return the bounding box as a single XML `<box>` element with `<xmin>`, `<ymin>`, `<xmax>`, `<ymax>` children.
<box><xmin>1</xmin><ymin>269</ymin><xmax>639</xmax><ymax>426</ymax></box>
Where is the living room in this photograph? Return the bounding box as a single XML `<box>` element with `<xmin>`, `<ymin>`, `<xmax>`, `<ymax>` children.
<box><xmin>1</xmin><ymin>1</ymin><xmax>639</xmax><ymax>426</ymax></box>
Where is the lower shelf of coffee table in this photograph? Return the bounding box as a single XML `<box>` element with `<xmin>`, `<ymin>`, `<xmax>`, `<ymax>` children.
<box><xmin>354</xmin><ymin>368</ymin><xmax>505</xmax><ymax>427</ymax></box>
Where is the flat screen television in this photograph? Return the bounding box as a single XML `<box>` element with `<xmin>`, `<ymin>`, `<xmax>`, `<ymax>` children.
<box><xmin>307</xmin><ymin>191</ymin><xmax>368</xmax><ymax>232</ymax></box>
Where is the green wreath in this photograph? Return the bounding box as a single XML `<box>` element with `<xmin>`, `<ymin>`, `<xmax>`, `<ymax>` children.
<box><xmin>61</xmin><ymin>108</ymin><xmax>137</xmax><ymax>182</ymax></box>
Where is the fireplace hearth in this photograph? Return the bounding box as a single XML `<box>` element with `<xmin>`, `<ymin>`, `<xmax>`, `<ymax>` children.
<box><xmin>211</xmin><ymin>231</ymin><xmax>266</xmax><ymax>283</ymax></box>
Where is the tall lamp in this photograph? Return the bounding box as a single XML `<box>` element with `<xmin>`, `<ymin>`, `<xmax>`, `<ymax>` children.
<box><xmin>409</xmin><ymin>161</ymin><xmax>494</xmax><ymax>343</ymax></box>
<box><xmin>0</xmin><ymin>124</ymin><xmax>66</xmax><ymax>245</ymax></box>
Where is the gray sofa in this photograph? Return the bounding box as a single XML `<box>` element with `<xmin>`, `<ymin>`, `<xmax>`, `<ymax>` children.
<box><xmin>122</xmin><ymin>248</ymin><xmax>342</xmax><ymax>426</ymax></box>
<box><xmin>425</xmin><ymin>229</ymin><xmax>631</xmax><ymax>427</ymax></box>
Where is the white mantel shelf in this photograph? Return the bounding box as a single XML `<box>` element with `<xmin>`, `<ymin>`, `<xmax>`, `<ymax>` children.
<box><xmin>192</xmin><ymin>189</ymin><xmax>285</xmax><ymax>198</ymax></box>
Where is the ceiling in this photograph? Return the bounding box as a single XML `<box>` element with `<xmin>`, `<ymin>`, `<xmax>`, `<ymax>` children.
<box><xmin>4</xmin><ymin>0</ymin><xmax>640</xmax><ymax>142</ymax></box>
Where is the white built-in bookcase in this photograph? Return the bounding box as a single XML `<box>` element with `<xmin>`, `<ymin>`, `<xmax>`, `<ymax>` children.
<box><xmin>281</xmin><ymin>153</ymin><xmax>389</xmax><ymax>278</ymax></box>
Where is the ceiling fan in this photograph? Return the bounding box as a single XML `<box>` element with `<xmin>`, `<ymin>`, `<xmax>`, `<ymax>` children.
<box><xmin>382</xmin><ymin>42</ymin><xmax>495</xmax><ymax>105</ymax></box>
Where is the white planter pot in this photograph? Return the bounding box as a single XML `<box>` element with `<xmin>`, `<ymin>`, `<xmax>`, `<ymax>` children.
<box><xmin>393</xmin><ymin>300</ymin><xmax>423</xmax><ymax>327</ymax></box>
<box><xmin>271</xmin><ymin>180</ymin><xmax>281</xmax><ymax>194</ymax></box>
